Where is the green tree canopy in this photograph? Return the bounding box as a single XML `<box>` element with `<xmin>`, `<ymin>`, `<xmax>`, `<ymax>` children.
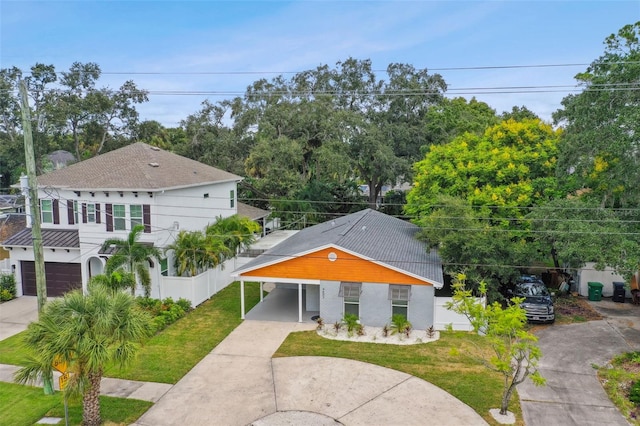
<box><xmin>406</xmin><ymin>118</ymin><xmax>562</xmax><ymax>220</ymax></box>
<box><xmin>554</xmin><ymin>22</ymin><xmax>640</xmax><ymax>208</ymax></box>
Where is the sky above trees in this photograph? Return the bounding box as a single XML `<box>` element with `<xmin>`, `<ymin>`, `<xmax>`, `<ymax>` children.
<box><xmin>2</xmin><ymin>1</ymin><xmax>638</xmax><ymax>126</ymax></box>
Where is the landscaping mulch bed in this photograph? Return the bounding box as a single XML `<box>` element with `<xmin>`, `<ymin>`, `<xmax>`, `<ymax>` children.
<box><xmin>555</xmin><ymin>295</ymin><xmax>603</xmax><ymax>322</ymax></box>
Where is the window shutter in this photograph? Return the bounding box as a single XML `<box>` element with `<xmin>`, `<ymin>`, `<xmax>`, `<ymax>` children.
<box><xmin>105</xmin><ymin>203</ymin><xmax>113</xmax><ymax>232</ymax></box>
<box><xmin>52</xmin><ymin>199</ymin><xmax>60</xmax><ymax>224</ymax></box>
<box><xmin>82</xmin><ymin>203</ymin><xmax>87</xmax><ymax>223</ymax></box>
<box><xmin>95</xmin><ymin>203</ymin><xmax>101</xmax><ymax>224</ymax></box>
<box><xmin>67</xmin><ymin>201</ymin><xmax>74</xmax><ymax>225</ymax></box>
<box><xmin>143</xmin><ymin>204</ymin><xmax>151</xmax><ymax>233</ymax></box>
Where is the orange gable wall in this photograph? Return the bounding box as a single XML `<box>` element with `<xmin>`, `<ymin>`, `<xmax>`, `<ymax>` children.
<box><xmin>240</xmin><ymin>247</ymin><xmax>432</xmax><ymax>285</ymax></box>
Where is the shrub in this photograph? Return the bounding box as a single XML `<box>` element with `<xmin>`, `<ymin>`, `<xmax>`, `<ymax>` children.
<box><xmin>0</xmin><ymin>274</ymin><xmax>16</xmax><ymax>302</ymax></box>
<box><xmin>390</xmin><ymin>314</ymin><xmax>412</xmax><ymax>337</ymax></box>
<box><xmin>136</xmin><ymin>296</ymin><xmax>187</xmax><ymax>332</ymax></box>
<box><xmin>630</xmin><ymin>381</ymin><xmax>640</xmax><ymax>405</ymax></box>
<box><xmin>176</xmin><ymin>298</ymin><xmax>192</xmax><ymax>312</ymax></box>
<box><xmin>342</xmin><ymin>313</ymin><xmax>359</xmax><ymax>334</ymax></box>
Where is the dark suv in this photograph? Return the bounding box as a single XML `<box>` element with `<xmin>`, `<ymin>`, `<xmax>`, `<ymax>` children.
<box><xmin>509</xmin><ymin>276</ymin><xmax>555</xmax><ymax>323</ymax></box>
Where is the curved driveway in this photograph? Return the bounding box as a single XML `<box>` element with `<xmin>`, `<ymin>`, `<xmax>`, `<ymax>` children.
<box><xmin>519</xmin><ymin>300</ymin><xmax>640</xmax><ymax>426</ymax></box>
<box><xmin>132</xmin><ymin>320</ymin><xmax>487</xmax><ymax>426</ymax></box>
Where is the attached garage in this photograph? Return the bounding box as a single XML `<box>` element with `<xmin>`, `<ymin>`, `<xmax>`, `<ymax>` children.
<box><xmin>21</xmin><ymin>261</ymin><xmax>82</xmax><ymax>297</ymax></box>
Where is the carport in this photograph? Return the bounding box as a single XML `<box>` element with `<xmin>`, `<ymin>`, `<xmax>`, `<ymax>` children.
<box><xmin>244</xmin><ymin>284</ymin><xmax>319</xmax><ymax>323</ymax></box>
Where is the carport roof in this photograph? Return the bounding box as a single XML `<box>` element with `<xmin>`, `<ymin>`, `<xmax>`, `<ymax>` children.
<box><xmin>2</xmin><ymin>228</ymin><xmax>80</xmax><ymax>249</ymax></box>
<box><xmin>234</xmin><ymin>209</ymin><xmax>443</xmax><ymax>286</ymax></box>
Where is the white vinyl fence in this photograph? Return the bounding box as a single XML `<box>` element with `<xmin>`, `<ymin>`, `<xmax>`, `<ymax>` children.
<box><xmin>158</xmin><ymin>258</ymin><xmax>238</xmax><ymax>307</ymax></box>
<box><xmin>0</xmin><ymin>258</ymin><xmax>10</xmax><ymax>275</ymax></box>
<box><xmin>433</xmin><ymin>297</ymin><xmax>483</xmax><ymax>331</ymax></box>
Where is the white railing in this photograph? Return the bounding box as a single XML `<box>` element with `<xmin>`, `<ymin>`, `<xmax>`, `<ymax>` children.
<box><xmin>158</xmin><ymin>258</ymin><xmax>237</xmax><ymax>307</ymax></box>
<box><xmin>433</xmin><ymin>297</ymin><xmax>483</xmax><ymax>331</ymax></box>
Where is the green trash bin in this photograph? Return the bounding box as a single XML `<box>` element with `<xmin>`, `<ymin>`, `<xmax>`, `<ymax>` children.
<box><xmin>588</xmin><ymin>282</ymin><xmax>603</xmax><ymax>301</ymax></box>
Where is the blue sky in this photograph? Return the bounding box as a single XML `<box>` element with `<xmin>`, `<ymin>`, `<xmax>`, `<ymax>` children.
<box><xmin>2</xmin><ymin>1</ymin><xmax>639</xmax><ymax>127</ymax></box>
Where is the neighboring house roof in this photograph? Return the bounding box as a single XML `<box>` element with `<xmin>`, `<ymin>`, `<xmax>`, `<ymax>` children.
<box><xmin>0</xmin><ymin>214</ymin><xmax>27</xmax><ymax>245</ymax></box>
<box><xmin>47</xmin><ymin>150</ymin><xmax>76</xmax><ymax>169</ymax></box>
<box><xmin>2</xmin><ymin>228</ymin><xmax>80</xmax><ymax>249</ymax></box>
<box><xmin>237</xmin><ymin>202</ymin><xmax>270</xmax><ymax>221</ymax></box>
<box><xmin>234</xmin><ymin>209</ymin><xmax>443</xmax><ymax>287</ymax></box>
<box><xmin>0</xmin><ymin>195</ymin><xmax>23</xmax><ymax>211</ymax></box>
<box><xmin>34</xmin><ymin>142</ymin><xmax>242</xmax><ymax>191</ymax></box>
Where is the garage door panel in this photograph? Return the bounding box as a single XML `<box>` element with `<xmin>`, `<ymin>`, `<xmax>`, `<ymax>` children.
<box><xmin>21</xmin><ymin>261</ymin><xmax>82</xmax><ymax>297</ymax></box>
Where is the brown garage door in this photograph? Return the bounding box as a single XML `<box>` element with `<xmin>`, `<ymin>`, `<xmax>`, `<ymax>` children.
<box><xmin>21</xmin><ymin>261</ymin><xmax>82</xmax><ymax>297</ymax></box>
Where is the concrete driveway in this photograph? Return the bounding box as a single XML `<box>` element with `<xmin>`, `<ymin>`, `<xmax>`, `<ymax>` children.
<box><xmin>519</xmin><ymin>299</ymin><xmax>640</xmax><ymax>426</ymax></box>
<box><xmin>0</xmin><ymin>296</ymin><xmax>39</xmax><ymax>340</ymax></box>
<box><xmin>132</xmin><ymin>320</ymin><xmax>487</xmax><ymax>426</ymax></box>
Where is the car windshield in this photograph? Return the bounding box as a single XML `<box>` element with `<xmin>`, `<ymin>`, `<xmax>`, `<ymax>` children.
<box><xmin>516</xmin><ymin>283</ymin><xmax>550</xmax><ymax>297</ymax></box>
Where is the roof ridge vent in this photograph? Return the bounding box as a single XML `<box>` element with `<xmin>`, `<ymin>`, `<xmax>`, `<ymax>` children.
<box><xmin>149</xmin><ymin>162</ymin><xmax>160</xmax><ymax>167</ymax></box>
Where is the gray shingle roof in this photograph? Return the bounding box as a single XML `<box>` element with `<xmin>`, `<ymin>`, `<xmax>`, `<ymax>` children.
<box><xmin>36</xmin><ymin>142</ymin><xmax>242</xmax><ymax>191</ymax></box>
<box><xmin>237</xmin><ymin>202</ymin><xmax>270</xmax><ymax>220</ymax></box>
<box><xmin>235</xmin><ymin>209</ymin><xmax>443</xmax><ymax>287</ymax></box>
<box><xmin>2</xmin><ymin>228</ymin><xmax>79</xmax><ymax>248</ymax></box>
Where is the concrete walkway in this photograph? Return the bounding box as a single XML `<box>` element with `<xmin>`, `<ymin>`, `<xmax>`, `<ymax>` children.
<box><xmin>519</xmin><ymin>298</ymin><xmax>640</xmax><ymax>426</ymax></box>
<box><xmin>132</xmin><ymin>320</ymin><xmax>487</xmax><ymax>426</ymax></box>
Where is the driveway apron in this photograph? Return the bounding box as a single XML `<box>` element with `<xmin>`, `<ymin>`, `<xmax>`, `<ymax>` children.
<box><xmin>132</xmin><ymin>320</ymin><xmax>487</xmax><ymax>426</ymax></box>
<box><xmin>519</xmin><ymin>315</ymin><xmax>640</xmax><ymax>426</ymax></box>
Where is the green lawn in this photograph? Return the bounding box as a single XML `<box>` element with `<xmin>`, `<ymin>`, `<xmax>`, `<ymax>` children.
<box><xmin>106</xmin><ymin>281</ymin><xmax>261</xmax><ymax>383</ymax></box>
<box><xmin>274</xmin><ymin>330</ymin><xmax>525</xmax><ymax>426</ymax></box>
<box><xmin>1</xmin><ymin>283</ymin><xmax>524</xmax><ymax>424</ymax></box>
<box><xmin>0</xmin><ymin>381</ymin><xmax>151</xmax><ymax>426</ymax></box>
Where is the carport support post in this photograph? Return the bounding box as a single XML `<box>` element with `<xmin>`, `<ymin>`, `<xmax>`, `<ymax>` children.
<box><xmin>298</xmin><ymin>283</ymin><xmax>303</xmax><ymax>323</ymax></box>
<box><xmin>240</xmin><ymin>280</ymin><xmax>245</xmax><ymax>319</ymax></box>
<box><xmin>19</xmin><ymin>80</ymin><xmax>54</xmax><ymax>396</ymax></box>
<box><xmin>259</xmin><ymin>282</ymin><xmax>264</xmax><ymax>302</ymax></box>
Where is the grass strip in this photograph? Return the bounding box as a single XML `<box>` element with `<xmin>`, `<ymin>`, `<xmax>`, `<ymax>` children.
<box><xmin>0</xmin><ymin>381</ymin><xmax>151</xmax><ymax>426</ymax></box>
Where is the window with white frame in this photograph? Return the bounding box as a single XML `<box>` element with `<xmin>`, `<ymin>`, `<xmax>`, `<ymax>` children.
<box><xmin>230</xmin><ymin>190</ymin><xmax>235</xmax><ymax>209</ymax></box>
<box><xmin>87</xmin><ymin>203</ymin><xmax>96</xmax><ymax>223</ymax></box>
<box><xmin>41</xmin><ymin>199</ymin><xmax>53</xmax><ymax>224</ymax></box>
<box><xmin>339</xmin><ymin>282</ymin><xmax>362</xmax><ymax>317</ymax></box>
<box><xmin>130</xmin><ymin>204</ymin><xmax>143</xmax><ymax>228</ymax></box>
<box><xmin>389</xmin><ymin>285</ymin><xmax>411</xmax><ymax>318</ymax></box>
<box><xmin>113</xmin><ymin>204</ymin><xmax>126</xmax><ymax>231</ymax></box>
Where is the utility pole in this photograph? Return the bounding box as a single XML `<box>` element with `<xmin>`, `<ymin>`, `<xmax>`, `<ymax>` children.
<box><xmin>18</xmin><ymin>80</ymin><xmax>53</xmax><ymax>395</ymax></box>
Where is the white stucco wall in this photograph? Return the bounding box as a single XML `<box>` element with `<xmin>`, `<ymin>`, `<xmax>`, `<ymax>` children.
<box><xmin>578</xmin><ymin>262</ymin><xmax>628</xmax><ymax>298</ymax></box>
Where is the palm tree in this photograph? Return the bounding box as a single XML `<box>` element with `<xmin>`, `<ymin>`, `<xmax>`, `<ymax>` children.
<box><xmin>14</xmin><ymin>283</ymin><xmax>153</xmax><ymax>426</ymax></box>
<box><xmin>205</xmin><ymin>214</ymin><xmax>261</xmax><ymax>259</ymax></box>
<box><xmin>165</xmin><ymin>230</ymin><xmax>233</xmax><ymax>276</ymax></box>
<box><xmin>88</xmin><ymin>270</ymin><xmax>136</xmax><ymax>293</ymax></box>
<box><xmin>165</xmin><ymin>230</ymin><xmax>209</xmax><ymax>277</ymax></box>
<box><xmin>101</xmin><ymin>224</ymin><xmax>161</xmax><ymax>297</ymax></box>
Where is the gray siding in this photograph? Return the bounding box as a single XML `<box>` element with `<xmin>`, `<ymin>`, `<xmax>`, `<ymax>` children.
<box><xmin>319</xmin><ymin>281</ymin><xmax>434</xmax><ymax>329</ymax></box>
<box><xmin>319</xmin><ymin>281</ymin><xmax>343</xmax><ymax>324</ymax></box>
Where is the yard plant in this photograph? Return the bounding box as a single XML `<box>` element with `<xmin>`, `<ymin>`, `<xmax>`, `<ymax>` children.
<box><xmin>14</xmin><ymin>283</ymin><xmax>153</xmax><ymax>426</ymax></box>
<box><xmin>446</xmin><ymin>273</ymin><xmax>545</xmax><ymax>416</ymax></box>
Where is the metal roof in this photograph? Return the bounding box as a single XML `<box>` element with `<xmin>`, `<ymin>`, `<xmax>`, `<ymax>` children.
<box><xmin>2</xmin><ymin>228</ymin><xmax>80</xmax><ymax>249</ymax></box>
<box><xmin>234</xmin><ymin>209</ymin><xmax>443</xmax><ymax>287</ymax></box>
<box><xmin>35</xmin><ymin>142</ymin><xmax>242</xmax><ymax>191</ymax></box>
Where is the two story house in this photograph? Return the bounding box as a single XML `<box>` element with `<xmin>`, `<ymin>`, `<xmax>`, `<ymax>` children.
<box><xmin>2</xmin><ymin>142</ymin><xmax>243</xmax><ymax>298</ymax></box>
